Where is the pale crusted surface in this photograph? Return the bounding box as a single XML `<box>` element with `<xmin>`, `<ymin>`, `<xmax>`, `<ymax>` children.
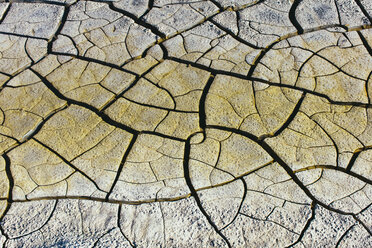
<box><xmin>0</xmin><ymin>0</ymin><xmax>371</xmax><ymax>247</ymax></box>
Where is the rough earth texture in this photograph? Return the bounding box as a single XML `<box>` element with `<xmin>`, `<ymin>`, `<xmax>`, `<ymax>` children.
<box><xmin>0</xmin><ymin>0</ymin><xmax>371</xmax><ymax>247</ymax></box>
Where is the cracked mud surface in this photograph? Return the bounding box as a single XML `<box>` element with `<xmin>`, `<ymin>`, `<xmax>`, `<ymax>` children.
<box><xmin>0</xmin><ymin>0</ymin><xmax>371</xmax><ymax>247</ymax></box>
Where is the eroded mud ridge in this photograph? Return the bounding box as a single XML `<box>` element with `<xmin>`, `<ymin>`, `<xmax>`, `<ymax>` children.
<box><xmin>0</xmin><ymin>0</ymin><xmax>371</xmax><ymax>247</ymax></box>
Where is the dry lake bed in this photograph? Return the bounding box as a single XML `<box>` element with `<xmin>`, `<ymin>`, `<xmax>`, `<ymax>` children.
<box><xmin>0</xmin><ymin>0</ymin><xmax>371</xmax><ymax>247</ymax></box>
